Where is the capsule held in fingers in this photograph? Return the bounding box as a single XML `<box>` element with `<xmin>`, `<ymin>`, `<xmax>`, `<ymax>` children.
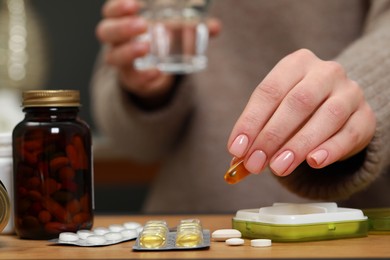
<box><xmin>224</xmin><ymin>160</ymin><xmax>251</xmax><ymax>184</ymax></box>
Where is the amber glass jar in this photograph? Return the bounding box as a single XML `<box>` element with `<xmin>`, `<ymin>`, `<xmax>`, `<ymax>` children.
<box><xmin>12</xmin><ymin>90</ymin><xmax>93</xmax><ymax>239</ymax></box>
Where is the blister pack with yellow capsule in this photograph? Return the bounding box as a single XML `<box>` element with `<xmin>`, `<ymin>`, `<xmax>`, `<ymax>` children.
<box><xmin>133</xmin><ymin>219</ymin><xmax>210</xmax><ymax>251</ymax></box>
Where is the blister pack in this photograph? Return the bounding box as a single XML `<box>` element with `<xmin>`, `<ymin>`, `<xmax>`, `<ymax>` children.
<box><xmin>133</xmin><ymin>219</ymin><xmax>210</xmax><ymax>251</ymax></box>
<box><xmin>49</xmin><ymin>221</ymin><xmax>142</xmax><ymax>247</ymax></box>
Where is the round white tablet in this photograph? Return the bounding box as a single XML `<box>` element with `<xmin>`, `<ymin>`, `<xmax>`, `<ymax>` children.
<box><xmin>123</xmin><ymin>221</ymin><xmax>142</xmax><ymax>230</ymax></box>
<box><xmin>93</xmin><ymin>227</ymin><xmax>110</xmax><ymax>235</ymax></box>
<box><xmin>104</xmin><ymin>232</ymin><xmax>123</xmax><ymax>241</ymax></box>
<box><xmin>250</xmin><ymin>239</ymin><xmax>272</xmax><ymax>247</ymax></box>
<box><xmin>121</xmin><ymin>229</ymin><xmax>138</xmax><ymax>239</ymax></box>
<box><xmin>59</xmin><ymin>232</ymin><xmax>79</xmax><ymax>242</ymax></box>
<box><xmin>86</xmin><ymin>235</ymin><xmax>107</xmax><ymax>245</ymax></box>
<box><xmin>77</xmin><ymin>230</ymin><xmax>94</xmax><ymax>240</ymax></box>
<box><xmin>211</xmin><ymin>229</ymin><xmax>242</xmax><ymax>241</ymax></box>
<box><xmin>108</xmin><ymin>224</ymin><xmax>125</xmax><ymax>232</ymax></box>
<box><xmin>225</xmin><ymin>238</ymin><xmax>244</xmax><ymax>246</ymax></box>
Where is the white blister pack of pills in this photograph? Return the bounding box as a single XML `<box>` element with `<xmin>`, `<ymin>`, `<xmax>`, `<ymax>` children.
<box><xmin>50</xmin><ymin>222</ymin><xmax>143</xmax><ymax>247</ymax></box>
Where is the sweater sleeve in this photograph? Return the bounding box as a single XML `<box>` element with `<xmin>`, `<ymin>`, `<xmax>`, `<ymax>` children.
<box><xmin>277</xmin><ymin>0</ymin><xmax>390</xmax><ymax>200</ymax></box>
<box><xmin>90</xmin><ymin>47</ymin><xmax>195</xmax><ymax>163</ymax></box>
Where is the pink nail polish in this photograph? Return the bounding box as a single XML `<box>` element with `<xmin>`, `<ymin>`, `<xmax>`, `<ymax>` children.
<box><xmin>229</xmin><ymin>134</ymin><xmax>249</xmax><ymax>158</ymax></box>
<box><xmin>245</xmin><ymin>150</ymin><xmax>267</xmax><ymax>174</ymax></box>
<box><xmin>310</xmin><ymin>149</ymin><xmax>328</xmax><ymax>166</ymax></box>
<box><xmin>270</xmin><ymin>150</ymin><xmax>294</xmax><ymax>176</ymax></box>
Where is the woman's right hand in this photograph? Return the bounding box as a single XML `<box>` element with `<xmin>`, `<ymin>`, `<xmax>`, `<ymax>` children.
<box><xmin>96</xmin><ymin>0</ymin><xmax>221</xmax><ymax>100</ymax></box>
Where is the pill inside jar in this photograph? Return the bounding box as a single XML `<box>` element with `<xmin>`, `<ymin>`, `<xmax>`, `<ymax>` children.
<box><xmin>224</xmin><ymin>160</ymin><xmax>251</xmax><ymax>184</ymax></box>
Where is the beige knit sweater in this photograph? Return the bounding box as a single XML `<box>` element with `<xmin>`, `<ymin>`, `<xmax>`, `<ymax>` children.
<box><xmin>91</xmin><ymin>0</ymin><xmax>390</xmax><ymax>213</ymax></box>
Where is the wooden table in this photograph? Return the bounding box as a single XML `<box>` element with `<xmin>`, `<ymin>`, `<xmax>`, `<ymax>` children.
<box><xmin>1</xmin><ymin>214</ymin><xmax>389</xmax><ymax>259</ymax></box>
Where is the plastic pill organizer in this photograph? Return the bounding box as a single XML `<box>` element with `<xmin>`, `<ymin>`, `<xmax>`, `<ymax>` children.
<box><xmin>362</xmin><ymin>207</ymin><xmax>390</xmax><ymax>232</ymax></box>
<box><xmin>50</xmin><ymin>222</ymin><xmax>142</xmax><ymax>247</ymax></box>
<box><xmin>232</xmin><ymin>202</ymin><xmax>369</xmax><ymax>242</ymax></box>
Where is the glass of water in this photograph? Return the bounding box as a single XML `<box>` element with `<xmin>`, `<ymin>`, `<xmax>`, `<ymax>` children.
<box><xmin>134</xmin><ymin>0</ymin><xmax>211</xmax><ymax>74</ymax></box>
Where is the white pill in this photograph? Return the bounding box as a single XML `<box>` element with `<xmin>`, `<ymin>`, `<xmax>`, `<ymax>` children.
<box><xmin>108</xmin><ymin>224</ymin><xmax>125</xmax><ymax>232</ymax></box>
<box><xmin>86</xmin><ymin>235</ymin><xmax>107</xmax><ymax>245</ymax></box>
<box><xmin>121</xmin><ymin>229</ymin><xmax>138</xmax><ymax>239</ymax></box>
<box><xmin>59</xmin><ymin>232</ymin><xmax>79</xmax><ymax>242</ymax></box>
<box><xmin>250</xmin><ymin>239</ymin><xmax>272</xmax><ymax>247</ymax></box>
<box><xmin>104</xmin><ymin>232</ymin><xmax>123</xmax><ymax>241</ymax></box>
<box><xmin>77</xmin><ymin>230</ymin><xmax>94</xmax><ymax>240</ymax></box>
<box><xmin>123</xmin><ymin>221</ymin><xmax>142</xmax><ymax>230</ymax></box>
<box><xmin>93</xmin><ymin>227</ymin><xmax>110</xmax><ymax>235</ymax></box>
<box><xmin>211</xmin><ymin>229</ymin><xmax>241</xmax><ymax>241</ymax></box>
<box><xmin>225</xmin><ymin>238</ymin><xmax>245</xmax><ymax>246</ymax></box>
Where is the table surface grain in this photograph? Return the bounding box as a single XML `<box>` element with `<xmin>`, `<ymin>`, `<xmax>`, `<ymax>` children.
<box><xmin>1</xmin><ymin>214</ymin><xmax>389</xmax><ymax>259</ymax></box>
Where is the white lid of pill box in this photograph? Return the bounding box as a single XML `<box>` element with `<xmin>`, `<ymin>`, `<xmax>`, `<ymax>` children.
<box><xmin>234</xmin><ymin>202</ymin><xmax>367</xmax><ymax>225</ymax></box>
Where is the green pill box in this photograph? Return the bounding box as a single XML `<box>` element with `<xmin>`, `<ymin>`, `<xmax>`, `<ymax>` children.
<box><xmin>232</xmin><ymin>202</ymin><xmax>368</xmax><ymax>242</ymax></box>
<box><xmin>362</xmin><ymin>208</ymin><xmax>390</xmax><ymax>232</ymax></box>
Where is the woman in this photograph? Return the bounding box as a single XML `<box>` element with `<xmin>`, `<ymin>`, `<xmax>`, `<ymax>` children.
<box><xmin>91</xmin><ymin>0</ymin><xmax>390</xmax><ymax>213</ymax></box>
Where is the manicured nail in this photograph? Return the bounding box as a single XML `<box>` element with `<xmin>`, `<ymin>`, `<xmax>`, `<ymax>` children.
<box><xmin>245</xmin><ymin>150</ymin><xmax>266</xmax><ymax>174</ymax></box>
<box><xmin>132</xmin><ymin>18</ymin><xmax>148</xmax><ymax>31</ymax></box>
<box><xmin>132</xmin><ymin>41</ymin><xmax>149</xmax><ymax>55</ymax></box>
<box><xmin>270</xmin><ymin>150</ymin><xmax>294</xmax><ymax>176</ymax></box>
<box><xmin>229</xmin><ymin>134</ymin><xmax>249</xmax><ymax>158</ymax></box>
<box><xmin>310</xmin><ymin>149</ymin><xmax>328</xmax><ymax>166</ymax></box>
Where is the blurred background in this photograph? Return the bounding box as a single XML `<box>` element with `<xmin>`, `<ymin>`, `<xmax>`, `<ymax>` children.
<box><xmin>0</xmin><ymin>0</ymin><xmax>158</xmax><ymax>214</ymax></box>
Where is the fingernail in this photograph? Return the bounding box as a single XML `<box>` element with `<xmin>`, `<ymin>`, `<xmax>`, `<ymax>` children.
<box><xmin>229</xmin><ymin>134</ymin><xmax>249</xmax><ymax>158</ymax></box>
<box><xmin>310</xmin><ymin>149</ymin><xmax>328</xmax><ymax>166</ymax></box>
<box><xmin>132</xmin><ymin>18</ymin><xmax>147</xmax><ymax>30</ymax></box>
<box><xmin>270</xmin><ymin>150</ymin><xmax>294</xmax><ymax>176</ymax></box>
<box><xmin>133</xmin><ymin>41</ymin><xmax>149</xmax><ymax>55</ymax></box>
<box><xmin>124</xmin><ymin>0</ymin><xmax>138</xmax><ymax>11</ymax></box>
<box><xmin>245</xmin><ymin>150</ymin><xmax>266</xmax><ymax>174</ymax></box>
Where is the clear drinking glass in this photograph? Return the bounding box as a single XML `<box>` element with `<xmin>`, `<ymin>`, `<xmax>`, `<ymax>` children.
<box><xmin>134</xmin><ymin>0</ymin><xmax>211</xmax><ymax>74</ymax></box>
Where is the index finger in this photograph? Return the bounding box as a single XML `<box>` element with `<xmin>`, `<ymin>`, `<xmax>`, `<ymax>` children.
<box><xmin>102</xmin><ymin>0</ymin><xmax>140</xmax><ymax>18</ymax></box>
<box><xmin>227</xmin><ymin>49</ymin><xmax>316</xmax><ymax>160</ymax></box>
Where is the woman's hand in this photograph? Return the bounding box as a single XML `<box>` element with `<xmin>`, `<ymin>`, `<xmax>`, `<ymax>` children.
<box><xmin>96</xmin><ymin>0</ymin><xmax>221</xmax><ymax>100</ymax></box>
<box><xmin>95</xmin><ymin>0</ymin><xmax>173</xmax><ymax>99</ymax></box>
<box><xmin>227</xmin><ymin>49</ymin><xmax>376</xmax><ymax>177</ymax></box>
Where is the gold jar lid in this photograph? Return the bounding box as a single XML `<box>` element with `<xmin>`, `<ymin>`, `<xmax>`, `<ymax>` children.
<box><xmin>0</xmin><ymin>183</ymin><xmax>10</xmax><ymax>233</ymax></box>
<box><xmin>22</xmin><ymin>90</ymin><xmax>80</xmax><ymax>107</ymax></box>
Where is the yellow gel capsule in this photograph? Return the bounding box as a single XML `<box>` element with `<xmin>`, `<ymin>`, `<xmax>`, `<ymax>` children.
<box><xmin>139</xmin><ymin>219</ymin><xmax>169</xmax><ymax>248</ymax></box>
<box><xmin>175</xmin><ymin>229</ymin><xmax>203</xmax><ymax>247</ymax></box>
<box><xmin>178</xmin><ymin>221</ymin><xmax>202</xmax><ymax>230</ymax></box>
<box><xmin>224</xmin><ymin>160</ymin><xmax>251</xmax><ymax>184</ymax></box>
<box><xmin>139</xmin><ymin>229</ymin><xmax>167</xmax><ymax>249</ymax></box>
<box><xmin>180</xmin><ymin>218</ymin><xmax>201</xmax><ymax>225</ymax></box>
<box><xmin>144</xmin><ymin>220</ymin><xmax>168</xmax><ymax>229</ymax></box>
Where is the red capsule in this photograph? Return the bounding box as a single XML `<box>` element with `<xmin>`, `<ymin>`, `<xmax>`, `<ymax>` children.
<box><xmin>43</xmin><ymin>198</ymin><xmax>71</xmax><ymax>223</ymax></box>
<box><xmin>38</xmin><ymin>210</ymin><xmax>52</xmax><ymax>224</ymax></box>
